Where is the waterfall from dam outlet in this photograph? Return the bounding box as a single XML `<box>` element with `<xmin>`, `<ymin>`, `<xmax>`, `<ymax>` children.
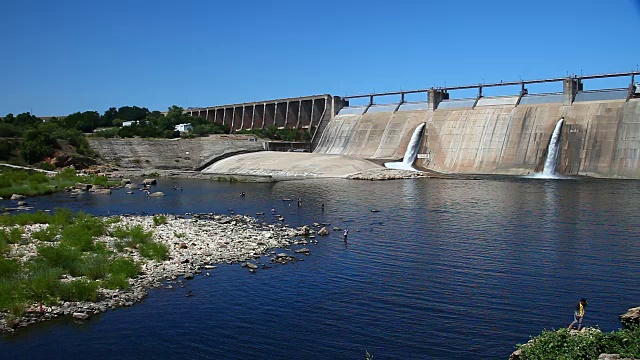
<box><xmin>531</xmin><ymin>118</ymin><xmax>565</xmax><ymax>179</ymax></box>
<box><xmin>384</xmin><ymin>123</ymin><xmax>426</xmax><ymax>171</ymax></box>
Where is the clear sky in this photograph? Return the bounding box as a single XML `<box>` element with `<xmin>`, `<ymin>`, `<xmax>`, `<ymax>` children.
<box><xmin>1</xmin><ymin>0</ymin><xmax>639</xmax><ymax>115</ymax></box>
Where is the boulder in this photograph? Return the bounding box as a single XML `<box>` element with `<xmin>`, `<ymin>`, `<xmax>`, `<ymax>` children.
<box><xmin>242</xmin><ymin>262</ymin><xmax>258</xmax><ymax>269</ymax></box>
<box><xmin>72</xmin><ymin>312</ymin><xmax>90</xmax><ymax>320</ymax></box>
<box><xmin>184</xmin><ymin>273</ymin><xmax>194</xmax><ymax>280</ymax></box>
<box><xmin>317</xmin><ymin>227</ymin><xmax>329</xmax><ymax>236</ymax></box>
<box><xmin>143</xmin><ymin>179</ymin><xmax>157</xmax><ymax>185</ymax></box>
<box><xmin>294</xmin><ymin>225</ymin><xmax>311</xmax><ymax>236</ymax></box>
<box><xmin>121</xmin><ymin>178</ymin><xmax>131</xmax><ymax>185</ymax></box>
<box><xmin>17</xmin><ymin>201</ymin><xmax>28</xmax><ymax>206</ymax></box>
<box><xmin>10</xmin><ymin>194</ymin><xmax>25</xmax><ymax>200</ymax></box>
<box><xmin>149</xmin><ymin>192</ymin><xmax>165</xmax><ymax>197</ymax></box>
<box><xmin>92</xmin><ymin>189</ymin><xmax>111</xmax><ymax>195</ymax></box>
<box><xmin>597</xmin><ymin>354</ymin><xmax>639</xmax><ymax>360</ymax></box>
<box><xmin>620</xmin><ymin>306</ymin><xmax>640</xmax><ymax>328</ymax></box>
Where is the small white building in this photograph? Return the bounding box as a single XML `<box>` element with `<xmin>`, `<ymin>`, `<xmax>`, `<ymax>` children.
<box><xmin>122</xmin><ymin>121</ymin><xmax>137</xmax><ymax>127</ymax></box>
<box><xmin>174</xmin><ymin>123</ymin><xmax>193</xmax><ymax>132</ymax></box>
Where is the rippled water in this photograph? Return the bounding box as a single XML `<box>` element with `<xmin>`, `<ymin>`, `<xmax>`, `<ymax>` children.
<box><xmin>2</xmin><ymin>177</ymin><xmax>640</xmax><ymax>359</ymax></box>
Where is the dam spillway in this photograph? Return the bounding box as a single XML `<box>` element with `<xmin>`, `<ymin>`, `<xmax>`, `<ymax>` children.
<box><xmin>311</xmin><ymin>72</ymin><xmax>640</xmax><ymax>179</ymax></box>
<box><xmin>191</xmin><ymin>71</ymin><xmax>640</xmax><ymax>179</ymax></box>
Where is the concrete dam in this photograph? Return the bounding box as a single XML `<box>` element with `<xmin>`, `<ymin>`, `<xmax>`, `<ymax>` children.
<box><xmin>194</xmin><ymin>72</ymin><xmax>640</xmax><ymax>179</ymax></box>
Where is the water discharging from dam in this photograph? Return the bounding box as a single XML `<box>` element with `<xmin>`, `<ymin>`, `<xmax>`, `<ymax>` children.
<box><xmin>384</xmin><ymin>123</ymin><xmax>426</xmax><ymax>171</ymax></box>
<box><xmin>530</xmin><ymin>118</ymin><xmax>565</xmax><ymax>179</ymax></box>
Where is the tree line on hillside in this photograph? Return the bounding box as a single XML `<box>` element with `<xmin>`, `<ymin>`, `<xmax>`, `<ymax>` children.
<box><xmin>0</xmin><ymin>105</ymin><xmax>229</xmax><ymax>167</ymax></box>
<box><xmin>0</xmin><ymin>104</ymin><xmax>314</xmax><ymax>167</ymax></box>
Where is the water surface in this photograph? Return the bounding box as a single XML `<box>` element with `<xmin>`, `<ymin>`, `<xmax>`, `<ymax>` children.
<box><xmin>1</xmin><ymin>177</ymin><xmax>639</xmax><ymax>359</ymax></box>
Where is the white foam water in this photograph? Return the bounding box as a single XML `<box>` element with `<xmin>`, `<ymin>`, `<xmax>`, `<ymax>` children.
<box><xmin>384</xmin><ymin>123</ymin><xmax>426</xmax><ymax>171</ymax></box>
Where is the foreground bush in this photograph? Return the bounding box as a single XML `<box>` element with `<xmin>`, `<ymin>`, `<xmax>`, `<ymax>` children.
<box><xmin>517</xmin><ymin>327</ymin><xmax>640</xmax><ymax>360</ymax></box>
<box><xmin>0</xmin><ymin>212</ymin><xmax>145</xmax><ymax>314</ymax></box>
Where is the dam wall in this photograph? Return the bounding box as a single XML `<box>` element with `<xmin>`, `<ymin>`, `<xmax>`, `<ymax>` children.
<box><xmin>420</xmin><ymin>98</ymin><xmax>640</xmax><ymax>178</ymax></box>
<box><xmin>314</xmin><ymin>92</ymin><xmax>640</xmax><ymax>178</ymax></box>
<box><xmin>314</xmin><ymin>104</ymin><xmax>429</xmax><ymax>160</ymax></box>
<box><xmin>88</xmin><ymin>135</ymin><xmax>266</xmax><ymax>171</ymax></box>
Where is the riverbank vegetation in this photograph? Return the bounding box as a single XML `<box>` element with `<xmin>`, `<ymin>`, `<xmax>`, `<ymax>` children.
<box><xmin>0</xmin><ymin>168</ymin><xmax>117</xmax><ymax>198</ymax></box>
<box><xmin>516</xmin><ymin>326</ymin><xmax>640</xmax><ymax>359</ymax></box>
<box><xmin>0</xmin><ymin>211</ymin><xmax>170</xmax><ymax>327</ymax></box>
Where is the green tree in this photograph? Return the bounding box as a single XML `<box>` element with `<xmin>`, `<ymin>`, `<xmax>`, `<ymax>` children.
<box><xmin>117</xmin><ymin>106</ymin><xmax>149</xmax><ymax>122</ymax></box>
<box><xmin>21</xmin><ymin>129</ymin><xmax>57</xmax><ymax>164</ymax></box>
<box><xmin>102</xmin><ymin>107</ymin><xmax>118</xmax><ymax>127</ymax></box>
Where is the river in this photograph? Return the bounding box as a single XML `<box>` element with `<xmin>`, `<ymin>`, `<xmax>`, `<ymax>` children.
<box><xmin>1</xmin><ymin>176</ymin><xmax>640</xmax><ymax>359</ymax></box>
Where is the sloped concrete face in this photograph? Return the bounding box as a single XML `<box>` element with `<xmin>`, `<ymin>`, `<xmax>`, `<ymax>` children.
<box><xmin>314</xmin><ymin>99</ymin><xmax>640</xmax><ymax>178</ymax></box>
<box><xmin>371</xmin><ymin>110</ymin><xmax>430</xmax><ymax>160</ymax></box>
<box><xmin>313</xmin><ymin>108</ymin><xmax>428</xmax><ymax>160</ymax></box>
<box><xmin>419</xmin><ymin>99</ymin><xmax>640</xmax><ymax>178</ymax></box>
<box><xmin>202</xmin><ymin>152</ymin><xmax>382</xmax><ymax>179</ymax></box>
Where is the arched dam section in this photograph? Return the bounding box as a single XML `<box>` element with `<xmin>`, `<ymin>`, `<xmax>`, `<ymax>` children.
<box><xmin>314</xmin><ymin>73</ymin><xmax>640</xmax><ymax>178</ymax></box>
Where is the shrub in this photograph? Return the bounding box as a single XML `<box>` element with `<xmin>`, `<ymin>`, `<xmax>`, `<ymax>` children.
<box><xmin>104</xmin><ymin>273</ymin><xmax>129</xmax><ymax>290</ymax></box>
<box><xmin>35</xmin><ymin>245</ymin><xmax>82</xmax><ymax>273</ymax></box>
<box><xmin>0</xmin><ymin>258</ymin><xmax>20</xmax><ymax>279</ymax></box>
<box><xmin>0</xmin><ymin>277</ymin><xmax>25</xmax><ymax>312</ymax></box>
<box><xmin>139</xmin><ymin>241</ymin><xmax>169</xmax><ymax>261</ymax></box>
<box><xmin>90</xmin><ymin>176</ymin><xmax>109</xmax><ymax>187</ymax></box>
<box><xmin>51</xmin><ymin>208</ymin><xmax>73</xmax><ymax>226</ymax></box>
<box><xmin>60</xmin><ymin>225</ymin><xmax>96</xmax><ymax>252</ymax></box>
<box><xmin>109</xmin><ymin>257</ymin><xmax>140</xmax><ymax>278</ymax></box>
<box><xmin>0</xmin><ymin>239</ymin><xmax>8</xmax><ymax>255</ymax></box>
<box><xmin>112</xmin><ymin>224</ymin><xmax>153</xmax><ymax>250</ymax></box>
<box><xmin>56</xmin><ymin>279</ymin><xmax>98</xmax><ymax>302</ymax></box>
<box><xmin>31</xmin><ymin>225</ymin><xmax>59</xmax><ymax>242</ymax></box>
<box><xmin>153</xmin><ymin>215</ymin><xmax>167</xmax><ymax>226</ymax></box>
<box><xmin>76</xmin><ymin>253</ymin><xmax>111</xmax><ymax>280</ymax></box>
<box><xmin>0</xmin><ymin>228</ymin><xmax>23</xmax><ymax>250</ymax></box>
<box><xmin>27</xmin><ymin>266</ymin><xmax>63</xmax><ymax>305</ymax></box>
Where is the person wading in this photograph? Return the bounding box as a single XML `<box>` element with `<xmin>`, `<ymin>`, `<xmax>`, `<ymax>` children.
<box><xmin>568</xmin><ymin>298</ymin><xmax>588</xmax><ymax>330</ymax></box>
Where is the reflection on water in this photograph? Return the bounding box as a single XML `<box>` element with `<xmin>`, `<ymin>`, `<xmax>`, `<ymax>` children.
<box><xmin>1</xmin><ymin>177</ymin><xmax>640</xmax><ymax>359</ymax></box>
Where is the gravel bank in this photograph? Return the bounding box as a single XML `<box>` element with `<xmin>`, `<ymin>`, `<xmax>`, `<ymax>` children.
<box><xmin>0</xmin><ymin>214</ymin><xmax>314</xmax><ymax>334</ymax></box>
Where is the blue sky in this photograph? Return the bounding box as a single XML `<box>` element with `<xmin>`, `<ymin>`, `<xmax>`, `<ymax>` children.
<box><xmin>1</xmin><ymin>0</ymin><xmax>639</xmax><ymax>115</ymax></box>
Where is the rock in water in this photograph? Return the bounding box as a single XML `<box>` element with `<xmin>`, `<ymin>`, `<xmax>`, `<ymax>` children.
<box><xmin>620</xmin><ymin>306</ymin><xmax>640</xmax><ymax>328</ymax></box>
<box><xmin>184</xmin><ymin>273</ymin><xmax>194</xmax><ymax>280</ymax></box>
<box><xmin>72</xmin><ymin>312</ymin><xmax>90</xmax><ymax>320</ymax></box>
<box><xmin>143</xmin><ymin>179</ymin><xmax>157</xmax><ymax>185</ymax></box>
<box><xmin>317</xmin><ymin>227</ymin><xmax>329</xmax><ymax>236</ymax></box>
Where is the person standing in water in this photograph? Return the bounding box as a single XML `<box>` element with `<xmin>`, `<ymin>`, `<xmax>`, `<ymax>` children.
<box><xmin>343</xmin><ymin>228</ymin><xmax>348</xmax><ymax>242</ymax></box>
<box><xmin>568</xmin><ymin>298</ymin><xmax>588</xmax><ymax>330</ymax></box>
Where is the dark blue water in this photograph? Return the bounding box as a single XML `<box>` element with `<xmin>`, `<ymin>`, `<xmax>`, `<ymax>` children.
<box><xmin>2</xmin><ymin>177</ymin><xmax>640</xmax><ymax>359</ymax></box>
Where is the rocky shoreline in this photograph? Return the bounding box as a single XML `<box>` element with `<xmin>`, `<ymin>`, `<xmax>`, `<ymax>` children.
<box><xmin>1</xmin><ymin>213</ymin><xmax>322</xmax><ymax>334</ymax></box>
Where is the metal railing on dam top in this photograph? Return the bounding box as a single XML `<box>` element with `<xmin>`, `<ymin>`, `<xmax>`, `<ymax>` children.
<box><xmin>341</xmin><ymin>70</ymin><xmax>640</xmax><ymax>101</ymax></box>
<box><xmin>186</xmin><ymin>71</ymin><xmax>640</xmax><ymax>132</ymax></box>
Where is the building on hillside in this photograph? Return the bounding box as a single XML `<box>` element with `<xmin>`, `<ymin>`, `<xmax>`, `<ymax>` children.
<box><xmin>122</xmin><ymin>121</ymin><xmax>137</xmax><ymax>127</ymax></box>
<box><xmin>174</xmin><ymin>123</ymin><xmax>193</xmax><ymax>132</ymax></box>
